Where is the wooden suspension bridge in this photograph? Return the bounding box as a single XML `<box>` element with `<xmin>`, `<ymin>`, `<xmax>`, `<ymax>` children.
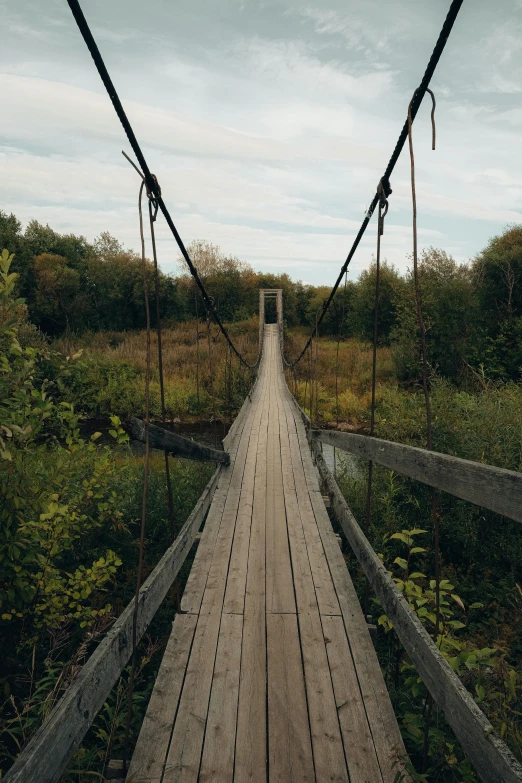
<box><xmin>5</xmin><ymin>292</ymin><xmax>522</xmax><ymax>783</ymax></box>
<box><xmin>6</xmin><ymin>4</ymin><xmax>521</xmax><ymax>782</ymax></box>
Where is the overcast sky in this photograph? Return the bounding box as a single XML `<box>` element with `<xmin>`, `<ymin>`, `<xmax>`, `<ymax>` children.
<box><xmin>2</xmin><ymin>0</ymin><xmax>522</xmax><ymax>284</ymax></box>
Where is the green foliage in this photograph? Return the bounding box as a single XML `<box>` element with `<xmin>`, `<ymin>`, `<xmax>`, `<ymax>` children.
<box><xmin>4</xmin><ymin>207</ymin><xmax>522</xmax><ymax>388</ymax></box>
<box><xmin>0</xmin><ymin>248</ymin><xmax>125</xmax><ymax>631</ymax></box>
<box><xmin>372</xmin><ymin>526</ymin><xmax>522</xmax><ymax>775</ymax></box>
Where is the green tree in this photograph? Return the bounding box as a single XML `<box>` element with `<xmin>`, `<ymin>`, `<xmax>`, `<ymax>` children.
<box><xmin>472</xmin><ymin>225</ymin><xmax>522</xmax><ymax>379</ymax></box>
<box><xmin>31</xmin><ymin>253</ymin><xmax>83</xmax><ymax>334</ymax></box>
<box><xmin>351</xmin><ymin>260</ymin><xmax>404</xmax><ymax>344</ymax></box>
<box><xmin>0</xmin><ymin>248</ymin><xmax>123</xmax><ymax>631</ymax></box>
<box><xmin>391</xmin><ymin>249</ymin><xmax>475</xmax><ymax>382</ymax></box>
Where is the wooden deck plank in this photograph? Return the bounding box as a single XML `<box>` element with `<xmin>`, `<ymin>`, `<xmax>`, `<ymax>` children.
<box><xmin>289</xmin><ymin>401</ymin><xmax>408</xmax><ymax>782</ymax></box>
<box><xmin>276</xmin><ymin>390</ymin><xmax>348</xmax><ymax>783</ymax></box>
<box><xmin>322</xmin><ymin>614</ymin><xmax>384</xmax><ymax>783</ymax></box>
<box><xmin>198</xmin><ymin>411</ymin><xmax>257</xmax><ymax>616</ymax></box>
<box><xmin>164</xmin><ymin>375</ymin><xmax>262</xmax><ymax>781</ymax></box>
<box><xmin>265</xmin><ymin>338</ymin><xmax>295</xmax><ymax>615</ymax></box>
<box><xmin>267</xmin><ymin>613</ymin><xmax>315</xmax><ymax>783</ymax></box>
<box><xmin>130</xmin><ymin>323</ymin><xmax>409</xmax><ymax>783</ymax></box>
<box><xmin>222</xmin><ymin>372</ymin><xmax>267</xmax><ymax>615</ymax></box>
<box><xmin>234</xmin><ymin>369</ymin><xmax>270</xmax><ymax>783</ymax></box>
<box><xmin>199</xmin><ymin>613</ymin><xmax>244</xmax><ymax>783</ymax></box>
<box><xmin>127</xmin><ymin>613</ymin><xmax>198</xmax><ymax>783</ymax></box>
<box><xmin>181</xmin><ymin>404</ymin><xmax>251</xmax><ymax>614</ymax></box>
<box><xmin>163</xmin><ymin>611</ymin><xmax>222</xmax><ymax>783</ymax></box>
<box><xmin>281</xmin><ymin>397</ymin><xmax>341</xmax><ymax>617</ymax></box>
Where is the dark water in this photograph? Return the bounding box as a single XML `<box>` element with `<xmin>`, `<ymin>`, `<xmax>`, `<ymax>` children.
<box><xmin>321</xmin><ymin>443</ymin><xmax>361</xmax><ymax>479</ymax></box>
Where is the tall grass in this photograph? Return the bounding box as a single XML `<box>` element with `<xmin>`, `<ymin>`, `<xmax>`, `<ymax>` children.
<box><xmin>54</xmin><ymin>317</ymin><xmax>259</xmax><ymax>421</ymax></box>
<box><xmin>285</xmin><ymin>330</ymin><xmax>394</xmax><ymax>426</ymax></box>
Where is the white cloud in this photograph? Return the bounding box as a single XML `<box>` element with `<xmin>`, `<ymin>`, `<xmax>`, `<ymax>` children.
<box><xmin>1</xmin><ymin>0</ymin><xmax>521</xmax><ymax>286</ymax></box>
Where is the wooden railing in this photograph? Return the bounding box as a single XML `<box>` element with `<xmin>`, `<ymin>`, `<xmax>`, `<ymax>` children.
<box><xmin>4</xmin><ymin>337</ymin><xmax>263</xmax><ymax>783</ymax></box>
<box><xmin>4</xmin><ymin>465</ymin><xmax>222</xmax><ymax>783</ymax></box>
<box><xmin>128</xmin><ymin>417</ymin><xmax>230</xmax><ymax>465</ymax></box>
<box><xmin>312</xmin><ymin>429</ymin><xmax>522</xmax><ymax>523</ymax></box>
<box><xmin>298</xmin><ymin>415</ymin><xmax>522</xmax><ymax>783</ymax></box>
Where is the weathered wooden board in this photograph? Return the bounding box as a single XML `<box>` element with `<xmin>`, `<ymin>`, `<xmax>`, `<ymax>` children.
<box><xmin>126</xmin><ymin>612</ymin><xmax>198</xmax><ymax>783</ymax></box>
<box><xmin>199</xmin><ymin>613</ymin><xmax>243</xmax><ymax>783</ymax></box>
<box><xmin>312</xmin><ymin>441</ymin><xmax>522</xmax><ymax>783</ymax></box>
<box><xmin>313</xmin><ymin>428</ymin><xmax>522</xmax><ymax>524</ymax></box>
<box><xmin>322</xmin><ymin>615</ymin><xmax>384</xmax><ymax>783</ymax></box>
<box><xmin>4</xmin><ymin>465</ymin><xmax>222</xmax><ymax>783</ymax></box>
<box><xmin>163</xmin><ymin>611</ymin><xmax>222</xmax><ymax>783</ymax></box>
<box><xmin>277</xmin><ymin>398</ymin><xmax>348</xmax><ymax>782</ymax></box>
<box><xmin>234</xmin><ymin>378</ymin><xmax>269</xmax><ymax>782</ymax></box>
<box><xmin>288</xmin><ymin>397</ymin><xmax>407</xmax><ymax>782</ymax></box>
<box><xmin>128</xmin><ymin>416</ymin><xmax>230</xmax><ymax>465</ymax></box>
<box><xmin>265</xmin><ymin>339</ymin><xmax>295</xmax><ymax>614</ymax></box>
<box><xmin>267</xmin><ymin>613</ymin><xmax>315</xmax><ymax>783</ymax></box>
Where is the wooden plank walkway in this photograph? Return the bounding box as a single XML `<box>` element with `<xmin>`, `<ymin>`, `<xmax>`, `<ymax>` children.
<box><xmin>128</xmin><ymin>324</ymin><xmax>407</xmax><ymax>783</ymax></box>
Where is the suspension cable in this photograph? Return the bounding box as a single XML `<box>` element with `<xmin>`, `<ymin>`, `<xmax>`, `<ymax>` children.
<box><xmin>148</xmin><ymin>199</ymin><xmax>176</xmax><ymax>545</ymax></box>
<box><xmin>67</xmin><ymin>0</ymin><xmax>259</xmax><ymax>369</ymax></box>
<box><xmin>407</xmin><ymin>90</ymin><xmax>441</xmax><ymax>633</ymax></box>
<box><xmin>206</xmin><ymin>309</ymin><xmax>218</xmax><ymax>449</ymax></box>
<box><xmin>283</xmin><ymin>0</ymin><xmax>464</xmax><ymax>367</ymax></box>
<box><xmin>67</xmin><ymin>0</ymin><xmax>462</xmax><ymax>372</ymax></box>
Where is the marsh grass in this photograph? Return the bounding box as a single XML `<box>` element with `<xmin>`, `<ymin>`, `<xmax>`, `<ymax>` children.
<box><xmin>285</xmin><ymin>330</ymin><xmax>394</xmax><ymax>426</ymax></box>
<box><xmin>54</xmin><ymin>317</ymin><xmax>259</xmax><ymax>422</ymax></box>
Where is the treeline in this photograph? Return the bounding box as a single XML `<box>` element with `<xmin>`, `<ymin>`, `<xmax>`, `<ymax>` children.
<box><xmin>2</xmin><ymin>209</ymin><xmax>522</xmax><ymax>383</ymax></box>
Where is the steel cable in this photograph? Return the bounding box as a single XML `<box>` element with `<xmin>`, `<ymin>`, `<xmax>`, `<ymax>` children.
<box><xmin>283</xmin><ymin>0</ymin><xmax>464</xmax><ymax>367</ymax></box>
<box><xmin>67</xmin><ymin>0</ymin><xmax>260</xmax><ymax>369</ymax></box>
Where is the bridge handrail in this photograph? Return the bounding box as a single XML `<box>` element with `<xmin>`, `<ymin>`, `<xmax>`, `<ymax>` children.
<box><xmin>291</xmin><ymin>399</ymin><xmax>522</xmax><ymax>783</ymax></box>
<box><xmin>3</xmin><ymin>464</ymin><xmax>222</xmax><ymax>783</ymax></box>
<box><xmin>277</xmin><ymin>306</ymin><xmax>522</xmax><ymax>783</ymax></box>
<box><xmin>128</xmin><ymin>417</ymin><xmax>230</xmax><ymax>465</ymax></box>
<box><xmin>312</xmin><ymin>429</ymin><xmax>522</xmax><ymax>525</ymax></box>
<box><xmin>4</xmin><ymin>306</ymin><xmax>269</xmax><ymax>783</ymax></box>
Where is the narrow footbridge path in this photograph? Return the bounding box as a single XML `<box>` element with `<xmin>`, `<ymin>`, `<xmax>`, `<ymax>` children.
<box><xmin>129</xmin><ymin>324</ymin><xmax>405</xmax><ymax>783</ymax></box>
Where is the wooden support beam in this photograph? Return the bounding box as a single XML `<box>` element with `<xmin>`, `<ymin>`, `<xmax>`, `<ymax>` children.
<box><xmin>4</xmin><ymin>466</ymin><xmax>222</xmax><ymax>783</ymax></box>
<box><xmin>312</xmin><ymin>429</ymin><xmax>522</xmax><ymax>524</ymax></box>
<box><xmin>309</xmin><ymin>435</ymin><xmax>522</xmax><ymax>783</ymax></box>
<box><xmin>128</xmin><ymin>417</ymin><xmax>230</xmax><ymax>465</ymax></box>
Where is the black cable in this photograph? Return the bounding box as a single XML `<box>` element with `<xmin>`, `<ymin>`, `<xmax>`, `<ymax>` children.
<box><xmin>66</xmin><ymin>0</ymin><xmax>259</xmax><ymax>369</ymax></box>
<box><xmin>66</xmin><ymin>0</ymin><xmax>463</xmax><ymax>369</ymax></box>
<box><xmin>285</xmin><ymin>0</ymin><xmax>464</xmax><ymax>367</ymax></box>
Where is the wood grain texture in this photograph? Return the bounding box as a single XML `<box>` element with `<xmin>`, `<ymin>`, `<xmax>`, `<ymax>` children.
<box><xmin>199</xmin><ymin>613</ymin><xmax>244</xmax><ymax>783</ymax></box>
<box><xmin>127</xmin><ymin>613</ymin><xmax>198</xmax><ymax>783</ymax></box>
<box><xmin>267</xmin><ymin>613</ymin><xmax>314</xmax><ymax>783</ymax></box>
<box><xmin>312</xmin><ymin>437</ymin><xmax>522</xmax><ymax>783</ymax></box>
<box><xmin>288</xmin><ymin>397</ymin><xmax>407</xmax><ymax>782</ymax></box>
<box><xmin>313</xmin><ymin>428</ymin><xmax>522</xmax><ymax>524</ymax></box>
<box><xmin>128</xmin><ymin>323</ymin><xmax>411</xmax><ymax>783</ymax></box>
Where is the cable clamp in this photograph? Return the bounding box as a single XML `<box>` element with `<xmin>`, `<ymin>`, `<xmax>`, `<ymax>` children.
<box><xmin>376</xmin><ymin>178</ymin><xmax>391</xmax><ymax>235</ymax></box>
<box><xmin>145</xmin><ymin>174</ymin><xmax>161</xmax><ymax>221</ymax></box>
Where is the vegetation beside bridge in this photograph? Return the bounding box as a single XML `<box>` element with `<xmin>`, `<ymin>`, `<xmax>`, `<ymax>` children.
<box><xmin>1</xmin><ymin>211</ymin><xmax>522</xmax><ymax>780</ymax></box>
